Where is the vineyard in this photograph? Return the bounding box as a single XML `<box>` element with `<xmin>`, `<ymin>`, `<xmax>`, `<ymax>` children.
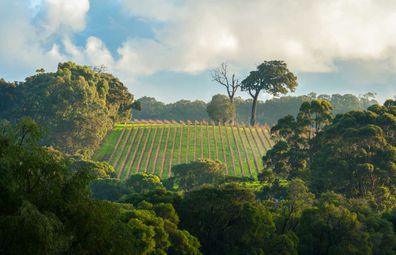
<box><xmin>93</xmin><ymin>120</ymin><xmax>274</xmax><ymax>180</ymax></box>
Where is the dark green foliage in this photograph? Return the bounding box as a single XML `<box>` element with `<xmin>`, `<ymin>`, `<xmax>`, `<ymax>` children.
<box><xmin>0</xmin><ymin>119</ymin><xmax>201</xmax><ymax>255</ymax></box>
<box><xmin>262</xmin><ymin>99</ymin><xmax>333</xmax><ymax>180</ymax></box>
<box><xmin>266</xmin><ymin>232</ymin><xmax>299</xmax><ymax>255</ymax></box>
<box><xmin>177</xmin><ymin>184</ymin><xmax>276</xmax><ymax>255</ymax></box>
<box><xmin>120</xmin><ymin>188</ymin><xmax>182</xmax><ymax>207</ymax></box>
<box><xmin>297</xmin><ymin>192</ymin><xmax>396</xmax><ymax>255</ymax></box>
<box><xmin>263</xmin><ymin>99</ymin><xmax>396</xmax><ymax>210</ymax></box>
<box><xmin>91</xmin><ymin>178</ymin><xmax>128</xmax><ymax>201</ymax></box>
<box><xmin>0</xmin><ymin>62</ymin><xmax>134</xmax><ymax>156</ymax></box>
<box><xmin>169</xmin><ymin>159</ymin><xmax>226</xmax><ymax>191</ymax></box>
<box><xmin>125</xmin><ymin>172</ymin><xmax>164</xmax><ymax>193</ymax></box>
<box><xmin>0</xmin><ymin>201</ymin><xmax>68</xmax><ymax>255</ymax></box>
<box><xmin>297</xmin><ymin>201</ymin><xmax>371</xmax><ymax>255</ymax></box>
<box><xmin>310</xmin><ymin>102</ymin><xmax>396</xmax><ymax>203</ymax></box>
<box><xmin>270</xmin><ymin>179</ymin><xmax>315</xmax><ymax>234</ymax></box>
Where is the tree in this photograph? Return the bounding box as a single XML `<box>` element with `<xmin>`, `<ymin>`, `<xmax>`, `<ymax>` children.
<box><xmin>0</xmin><ymin>62</ymin><xmax>136</xmax><ymax>156</ymax></box>
<box><xmin>270</xmin><ymin>179</ymin><xmax>315</xmax><ymax>234</ymax></box>
<box><xmin>297</xmin><ymin>99</ymin><xmax>333</xmax><ymax>137</ymax></box>
<box><xmin>311</xmin><ymin>109</ymin><xmax>396</xmax><ymax>201</ymax></box>
<box><xmin>169</xmin><ymin>159</ymin><xmax>226</xmax><ymax>191</ymax></box>
<box><xmin>125</xmin><ymin>173</ymin><xmax>163</xmax><ymax>193</ymax></box>
<box><xmin>297</xmin><ymin>197</ymin><xmax>371</xmax><ymax>255</ymax></box>
<box><xmin>262</xmin><ymin>99</ymin><xmax>333</xmax><ymax>180</ymax></box>
<box><xmin>211</xmin><ymin>63</ymin><xmax>240</xmax><ymax>104</ymax></box>
<box><xmin>177</xmin><ymin>184</ymin><xmax>276</xmax><ymax>255</ymax></box>
<box><xmin>206</xmin><ymin>94</ymin><xmax>235</xmax><ymax>124</ymax></box>
<box><xmin>241</xmin><ymin>61</ymin><xmax>298</xmax><ymax>125</ymax></box>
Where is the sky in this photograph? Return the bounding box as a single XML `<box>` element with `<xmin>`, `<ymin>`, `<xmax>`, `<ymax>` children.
<box><xmin>0</xmin><ymin>0</ymin><xmax>395</xmax><ymax>103</ymax></box>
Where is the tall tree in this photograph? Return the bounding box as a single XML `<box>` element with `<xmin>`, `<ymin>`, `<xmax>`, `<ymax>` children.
<box><xmin>241</xmin><ymin>61</ymin><xmax>298</xmax><ymax>125</ymax></box>
<box><xmin>262</xmin><ymin>99</ymin><xmax>333</xmax><ymax>180</ymax></box>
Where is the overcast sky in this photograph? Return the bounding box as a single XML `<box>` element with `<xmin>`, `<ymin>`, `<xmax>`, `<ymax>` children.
<box><xmin>0</xmin><ymin>0</ymin><xmax>395</xmax><ymax>102</ymax></box>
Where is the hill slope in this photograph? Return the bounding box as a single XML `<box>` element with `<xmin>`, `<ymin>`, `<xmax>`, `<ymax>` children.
<box><xmin>94</xmin><ymin>121</ymin><xmax>273</xmax><ymax>179</ymax></box>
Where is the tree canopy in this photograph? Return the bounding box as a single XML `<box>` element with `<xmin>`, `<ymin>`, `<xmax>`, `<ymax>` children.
<box><xmin>0</xmin><ymin>62</ymin><xmax>135</xmax><ymax>156</ymax></box>
<box><xmin>241</xmin><ymin>61</ymin><xmax>298</xmax><ymax>125</ymax></box>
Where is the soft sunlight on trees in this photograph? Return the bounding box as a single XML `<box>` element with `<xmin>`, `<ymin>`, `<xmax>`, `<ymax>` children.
<box><xmin>241</xmin><ymin>61</ymin><xmax>298</xmax><ymax>125</ymax></box>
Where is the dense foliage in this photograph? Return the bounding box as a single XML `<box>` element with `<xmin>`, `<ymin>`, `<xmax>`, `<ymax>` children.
<box><xmin>0</xmin><ymin>119</ymin><xmax>201</xmax><ymax>255</ymax></box>
<box><xmin>263</xmin><ymin>99</ymin><xmax>396</xmax><ymax>206</ymax></box>
<box><xmin>0</xmin><ymin>62</ymin><xmax>135</xmax><ymax>156</ymax></box>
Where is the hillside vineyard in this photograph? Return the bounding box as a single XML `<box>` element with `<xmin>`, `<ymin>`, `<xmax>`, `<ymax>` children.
<box><xmin>94</xmin><ymin>120</ymin><xmax>273</xmax><ymax>179</ymax></box>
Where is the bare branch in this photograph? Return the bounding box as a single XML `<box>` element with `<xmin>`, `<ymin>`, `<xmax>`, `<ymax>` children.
<box><xmin>211</xmin><ymin>63</ymin><xmax>241</xmax><ymax>103</ymax></box>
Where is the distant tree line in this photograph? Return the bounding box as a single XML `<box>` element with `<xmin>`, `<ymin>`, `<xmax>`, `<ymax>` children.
<box><xmin>134</xmin><ymin>93</ymin><xmax>378</xmax><ymax>125</ymax></box>
<box><xmin>133</xmin><ymin>97</ymin><xmax>207</xmax><ymax>121</ymax></box>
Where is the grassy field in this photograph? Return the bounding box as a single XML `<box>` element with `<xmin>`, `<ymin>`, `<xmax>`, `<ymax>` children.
<box><xmin>93</xmin><ymin>121</ymin><xmax>274</xmax><ymax>180</ymax></box>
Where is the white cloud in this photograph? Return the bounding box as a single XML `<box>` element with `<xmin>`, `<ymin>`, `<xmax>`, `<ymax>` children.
<box><xmin>1</xmin><ymin>0</ymin><xmax>396</xmax><ymax>102</ymax></box>
<box><xmin>0</xmin><ymin>0</ymin><xmax>94</xmax><ymax>80</ymax></box>
<box><xmin>119</xmin><ymin>0</ymin><xmax>396</xmax><ymax>75</ymax></box>
<box><xmin>40</xmin><ymin>0</ymin><xmax>90</xmax><ymax>36</ymax></box>
<box><xmin>60</xmin><ymin>36</ymin><xmax>115</xmax><ymax>68</ymax></box>
<box><xmin>0</xmin><ymin>1</ymin><xmax>62</xmax><ymax>78</ymax></box>
<box><xmin>85</xmin><ymin>37</ymin><xmax>114</xmax><ymax>67</ymax></box>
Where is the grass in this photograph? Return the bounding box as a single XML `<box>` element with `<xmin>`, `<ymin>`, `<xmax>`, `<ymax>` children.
<box><xmin>94</xmin><ymin>121</ymin><xmax>273</xmax><ymax>180</ymax></box>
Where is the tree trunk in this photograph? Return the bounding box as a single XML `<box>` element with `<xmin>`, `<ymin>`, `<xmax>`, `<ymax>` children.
<box><xmin>229</xmin><ymin>96</ymin><xmax>235</xmax><ymax>125</ymax></box>
<box><xmin>250</xmin><ymin>94</ymin><xmax>259</xmax><ymax>126</ymax></box>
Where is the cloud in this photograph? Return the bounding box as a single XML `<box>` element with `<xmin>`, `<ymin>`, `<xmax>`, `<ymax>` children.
<box><xmin>0</xmin><ymin>1</ymin><xmax>62</xmax><ymax>78</ymax></box>
<box><xmin>61</xmin><ymin>35</ymin><xmax>115</xmax><ymax>66</ymax></box>
<box><xmin>85</xmin><ymin>36</ymin><xmax>114</xmax><ymax>67</ymax></box>
<box><xmin>0</xmin><ymin>0</ymin><xmax>109</xmax><ymax>80</ymax></box>
<box><xmin>1</xmin><ymin>0</ymin><xmax>396</xmax><ymax>102</ymax></box>
<box><xmin>39</xmin><ymin>0</ymin><xmax>90</xmax><ymax>36</ymax></box>
<box><xmin>119</xmin><ymin>0</ymin><xmax>396</xmax><ymax>75</ymax></box>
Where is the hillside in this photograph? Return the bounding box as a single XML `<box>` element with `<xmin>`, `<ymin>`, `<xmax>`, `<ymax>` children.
<box><xmin>94</xmin><ymin>121</ymin><xmax>273</xmax><ymax>179</ymax></box>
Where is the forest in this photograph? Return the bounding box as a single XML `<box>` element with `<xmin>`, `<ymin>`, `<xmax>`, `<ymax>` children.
<box><xmin>0</xmin><ymin>61</ymin><xmax>396</xmax><ymax>255</ymax></box>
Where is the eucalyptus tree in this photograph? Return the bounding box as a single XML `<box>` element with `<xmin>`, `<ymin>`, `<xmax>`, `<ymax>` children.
<box><xmin>241</xmin><ymin>61</ymin><xmax>298</xmax><ymax>125</ymax></box>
